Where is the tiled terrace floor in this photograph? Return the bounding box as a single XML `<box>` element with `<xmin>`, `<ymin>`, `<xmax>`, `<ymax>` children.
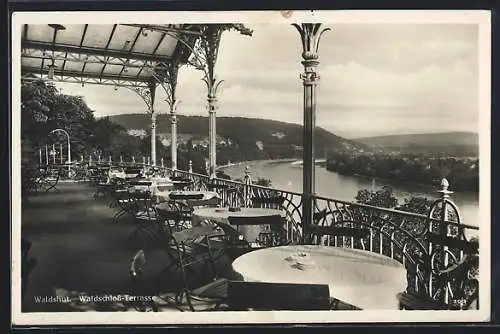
<box><xmin>21</xmin><ymin>182</ymin><xmax>236</xmax><ymax>312</ymax></box>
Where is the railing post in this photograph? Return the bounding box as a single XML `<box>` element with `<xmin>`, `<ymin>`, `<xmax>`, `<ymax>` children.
<box><xmin>188</xmin><ymin>160</ymin><xmax>193</xmax><ymax>174</ymax></box>
<box><xmin>132</xmin><ymin>156</ymin><xmax>135</xmax><ymax>164</ymax></box>
<box><xmin>142</xmin><ymin>156</ymin><xmax>146</xmax><ymax>166</ymax></box>
<box><xmin>120</xmin><ymin>156</ymin><xmax>123</xmax><ymax>164</ymax></box>
<box><xmin>438</xmin><ymin>178</ymin><xmax>454</xmax><ymax>304</ymax></box>
<box><xmin>98</xmin><ymin>155</ymin><xmax>101</xmax><ymax>164</ymax></box>
<box><xmin>109</xmin><ymin>156</ymin><xmax>112</xmax><ymax>166</ymax></box>
<box><xmin>293</xmin><ymin>24</ymin><xmax>330</xmax><ymax>244</ymax></box>
<box><xmin>243</xmin><ymin>165</ymin><xmax>252</xmax><ymax>208</ymax></box>
<box><xmin>89</xmin><ymin>155</ymin><xmax>92</xmax><ymax>166</ymax></box>
<box><xmin>39</xmin><ymin>147</ymin><xmax>42</xmax><ymax>165</ymax></box>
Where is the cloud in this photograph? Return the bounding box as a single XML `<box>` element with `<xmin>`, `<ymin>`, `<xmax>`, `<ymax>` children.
<box><xmin>53</xmin><ymin>22</ymin><xmax>479</xmax><ymax>138</ymax></box>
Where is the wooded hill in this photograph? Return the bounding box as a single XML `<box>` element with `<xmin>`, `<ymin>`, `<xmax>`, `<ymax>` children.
<box><xmin>108</xmin><ymin>113</ymin><xmax>368</xmax><ymax>157</ymax></box>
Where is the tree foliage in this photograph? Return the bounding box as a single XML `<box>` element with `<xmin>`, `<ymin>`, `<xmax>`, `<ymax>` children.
<box><xmin>21</xmin><ymin>80</ymin><xmax>145</xmax><ymax>165</ymax></box>
<box><xmin>327</xmin><ymin>152</ymin><xmax>478</xmax><ymax>191</ymax></box>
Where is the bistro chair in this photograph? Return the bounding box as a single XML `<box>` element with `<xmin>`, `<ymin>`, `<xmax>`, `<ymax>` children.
<box><xmin>156</xmin><ymin>201</ymin><xmax>193</xmax><ymax>239</ymax></box>
<box><xmin>156</xmin><ymin>226</ymin><xmax>229</xmax><ymax>311</ymax></box>
<box><xmin>205</xmin><ymin>219</ymin><xmax>255</xmax><ymax>261</ymax></box>
<box><xmin>110</xmin><ymin>187</ymin><xmax>135</xmax><ymax>224</ymax></box>
<box><xmin>228</xmin><ymin>214</ymin><xmax>288</xmax><ymax>248</ymax></box>
<box><xmin>129</xmin><ymin>191</ymin><xmax>163</xmax><ymax>249</ymax></box>
<box><xmin>251</xmin><ymin>195</ymin><xmax>285</xmax><ymax>209</ymax></box>
<box><xmin>226</xmin><ymin>281</ymin><xmax>331</xmax><ymax>311</ymax></box>
<box><xmin>35</xmin><ymin>167</ymin><xmax>60</xmax><ymax>193</ymax></box>
<box><xmin>397</xmin><ymin>232</ymin><xmax>479</xmax><ymax>310</ymax></box>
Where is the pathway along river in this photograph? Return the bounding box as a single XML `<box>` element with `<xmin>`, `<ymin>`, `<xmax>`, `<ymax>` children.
<box><xmin>220</xmin><ymin>160</ymin><xmax>479</xmax><ymax>228</ymax></box>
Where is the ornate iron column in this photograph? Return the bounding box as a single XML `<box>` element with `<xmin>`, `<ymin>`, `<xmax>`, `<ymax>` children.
<box><xmin>199</xmin><ymin>25</ymin><xmax>224</xmax><ymax>178</ymax></box>
<box><xmin>187</xmin><ymin>24</ymin><xmax>252</xmax><ymax>177</ymax></box>
<box><xmin>139</xmin><ymin>62</ymin><xmax>182</xmax><ymax>171</ymax></box>
<box><xmin>121</xmin><ymin>79</ymin><xmax>156</xmax><ymax>165</ymax></box>
<box><xmin>155</xmin><ymin>63</ymin><xmax>181</xmax><ymax>171</ymax></box>
<box><xmin>293</xmin><ymin>24</ymin><xmax>330</xmax><ymax>243</ymax></box>
<box><xmin>148</xmin><ymin>79</ymin><xmax>157</xmax><ymax>166</ymax></box>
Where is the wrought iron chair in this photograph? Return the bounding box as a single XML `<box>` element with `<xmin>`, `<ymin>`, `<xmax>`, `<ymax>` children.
<box><xmin>252</xmin><ymin>195</ymin><xmax>285</xmax><ymax>209</ymax></box>
<box><xmin>128</xmin><ymin>191</ymin><xmax>164</xmax><ymax>249</ymax></box>
<box><xmin>228</xmin><ymin>214</ymin><xmax>289</xmax><ymax>248</ymax></box>
<box><xmin>35</xmin><ymin>167</ymin><xmax>60</xmax><ymax>193</ymax></box>
<box><xmin>226</xmin><ymin>281</ymin><xmax>331</xmax><ymax>311</ymax></box>
<box><xmin>165</xmin><ymin>226</ymin><xmax>229</xmax><ymax>311</ymax></box>
<box><xmin>110</xmin><ymin>187</ymin><xmax>136</xmax><ymax>224</ymax></box>
<box><xmin>397</xmin><ymin>232</ymin><xmax>479</xmax><ymax>310</ymax></box>
<box><xmin>154</xmin><ymin>201</ymin><xmax>194</xmax><ymax>253</ymax></box>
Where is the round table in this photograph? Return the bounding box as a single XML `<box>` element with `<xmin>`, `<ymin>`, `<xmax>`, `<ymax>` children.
<box><xmin>231</xmin><ymin>245</ymin><xmax>408</xmax><ymax>310</ymax></box>
<box><xmin>192</xmin><ymin>207</ymin><xmax>285</xmax><ymax>244</ymax></box>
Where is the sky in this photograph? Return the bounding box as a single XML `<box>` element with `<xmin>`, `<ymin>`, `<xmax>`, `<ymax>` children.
<box><xmin>56</xmin><ymin>23</ymin><xmax>480</xmax><ymax>139</ymax></box>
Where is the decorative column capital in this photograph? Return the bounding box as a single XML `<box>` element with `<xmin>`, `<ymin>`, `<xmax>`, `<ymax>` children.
<box><xmin>293</xmin><ymin>23</ymin><xmax>331</xmax><ymax>57</ymax></box>
<box><xmin>294</xmin><ymin>24</ymin><xmax>330</xmax><ymax>85</ymax></box>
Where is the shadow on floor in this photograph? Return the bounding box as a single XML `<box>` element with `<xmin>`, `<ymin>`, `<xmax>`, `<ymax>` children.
<box><xmin>20</xmin><ymin>182</ymin><xmax>236</xmax><ymax>312</ymax></box>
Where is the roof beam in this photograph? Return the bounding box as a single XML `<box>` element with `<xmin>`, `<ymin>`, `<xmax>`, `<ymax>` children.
<box><xmin>22</xmin><ymin>40</ymin><xmax>172</xmax><ymax>63</ymax></box>
<box><xmin>22</xmin><ymin>66</ymin><xmax>151</xmax><ymax>83</ymax></box>
<box><xmin>135</xmin><ymin>31</ymin><xmax>166</xmax><ymax>79</ymax></box>
<box><xmin>98</xmin><ymin>24</ymin><xmax>117</xmax><ymax>79</ymax></box>
<box><xmin>22</xmin><ymin>74</ymin><xmax>149</xmax><ymax>89</ymax></box>
<box><xmin>22</xmin><ymin>52</ymin><xmax>170</xmax><ymax>71</ymax></box>
<box><xmin>123</xmin><ymin>24</ymin><xmax>203</xmax><ymax>36</ymax></box>
<box><xmin>117</xmin><ymin>27</ymin><xmax>144</xmax><ymax>80</ymax></box>
<box><xmin>78</xmin><ymin>24</ymin><xmax>90</xmax><ymax>79</ymax></box>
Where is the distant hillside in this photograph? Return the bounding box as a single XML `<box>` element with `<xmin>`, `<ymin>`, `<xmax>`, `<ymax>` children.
<box><xmin>106</xmin><ymin>113</ymin><xmax>367</xmax><ymax>155</ymax></box>
<box><xmin>355</xmin><ymin>132</ymin><xmax>479</xmax><ymax>156</ymax></box>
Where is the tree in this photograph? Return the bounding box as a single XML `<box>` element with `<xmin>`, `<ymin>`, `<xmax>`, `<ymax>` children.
<box><xmin>355</xmin><ymin>186</ymin><xmax>398</xmax><ymax>208</ymax></box>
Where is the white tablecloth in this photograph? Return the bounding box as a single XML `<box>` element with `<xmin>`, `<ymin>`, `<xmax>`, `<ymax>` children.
<box><xmin>231</xmin><ymin>245</ymin><xmax>408</xmax><ymax>310</ymax></box>
<box><xmin>192</xmin><ymin>207</ymin><xmax>285</xmax><ymax>243</ymax></box>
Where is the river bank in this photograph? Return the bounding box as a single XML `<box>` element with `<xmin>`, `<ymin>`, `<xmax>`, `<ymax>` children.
<box><xmin>221</xmin><ymin>159</ymin><xmax>479</xmax><ymax>227</ymax></box>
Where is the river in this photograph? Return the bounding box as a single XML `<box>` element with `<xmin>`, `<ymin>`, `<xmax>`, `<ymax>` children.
<box><xmin>220</xmin><ymin>160</ymin><xmax>480</xmax><ymax>228</ymax></box>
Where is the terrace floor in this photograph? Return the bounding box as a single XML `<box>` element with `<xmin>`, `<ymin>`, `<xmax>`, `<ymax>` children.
<box><xmin>21</xmin><ymin>182</ymin><xmax>237</xmax><ymax>312</ymax></box>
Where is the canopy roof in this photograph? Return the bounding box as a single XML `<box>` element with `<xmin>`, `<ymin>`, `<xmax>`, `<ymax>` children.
<box><xmin>21</xmin><ymin>24</ymin><xmax>200</xmax><ymax>88</ymax></box>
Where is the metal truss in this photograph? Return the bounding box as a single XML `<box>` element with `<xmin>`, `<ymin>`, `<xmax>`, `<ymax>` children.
<box><xmin>21</xmin><ymin>49</ymin><xmax>171</xmax><ymax>71</ymax></box>
<box><xmin>21</xmin><ymin>40</ymin><xmax>172</xmax><ymax>64</ymax></box>
<box><xmin>21</xmin><ymin>72</ymin><xmax>149</xmax><ymax>89</ymax></box>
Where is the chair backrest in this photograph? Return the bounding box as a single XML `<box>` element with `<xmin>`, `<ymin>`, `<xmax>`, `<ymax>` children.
<box><xmin>227</xmin><ymin>281</ymin><xmax>331</xmax><ymax>310</ymax></box>
<box><xmin>169</xmin><ymin>193</ymin><xmax>204</xmax><ymax>200</ymax></box>
<box><xmin>252</xmin><ymin>196</ymin><xmax>285</xmax><ymax>208</ymax></box>
<box><xmin>171</xmin><ymin>225</ymin><xmax>220</xmax><ymax>244</ymax></box>
<box><xmin>228</xmin><ymin>214</ymin><xmax>283</xmax><ymax>227</ymax></box>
